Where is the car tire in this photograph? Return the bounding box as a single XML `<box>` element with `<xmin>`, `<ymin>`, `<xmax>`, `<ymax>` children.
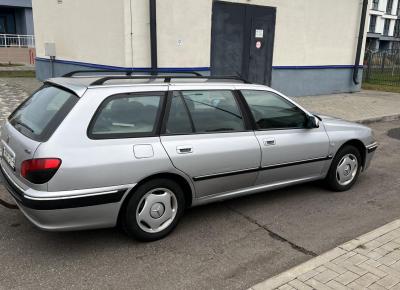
<box><xmin>326</xmin><ymin>145</ymin><xmax>362</xmax><ymax>192</ymax></box>
<box><xmin>121</xmin><ymin>178</ymin><xmax>185</xmax><ymax>242</ymax></box>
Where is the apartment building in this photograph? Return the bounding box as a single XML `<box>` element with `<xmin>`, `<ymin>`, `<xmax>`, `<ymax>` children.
<box><xmin>367</xmin><ymin>0</ymin><xmax>400</xmax><ymax>51</ymax></box>
<box><xmin>0</xmin><ymin>0</ymin><xmax>35</xmax><ymax>64</ymax></box>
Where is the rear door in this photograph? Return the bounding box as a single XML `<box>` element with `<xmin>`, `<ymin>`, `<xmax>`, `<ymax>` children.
<box><xmin>0</xmin><ymin>85</ymin><xmax>78</xmax><ymax>189</ymax></box>
<box><xmin>160</xmin><ymin>85</ymin><xmax>261</xmax><ymax>198</ymax></box>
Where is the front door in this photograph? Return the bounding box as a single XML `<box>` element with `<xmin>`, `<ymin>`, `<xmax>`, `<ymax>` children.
<box><xmin>160</xmin><ymin>87</ymin><xmax>261</xmax><ymax>197</ymax></box>
<box><xmin>211</xmin><ymin>2</ymin><xmax>276</xmax><ymax>85</ymax></box>
<box><xmin>240</xmin><ymin>89</ymin><xmax>331</xmax><ymax>185</ymax></box>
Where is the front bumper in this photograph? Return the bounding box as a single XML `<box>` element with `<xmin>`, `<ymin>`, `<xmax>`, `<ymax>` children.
<box><xmin>364</xmin><ymin>142</ymin><xmax>378</xmax><ymax>170</ymax></box>
<box><xmin>0</xmin><ymin>162</ymin><xmax>133</xmax><ymax>231</ymax></box>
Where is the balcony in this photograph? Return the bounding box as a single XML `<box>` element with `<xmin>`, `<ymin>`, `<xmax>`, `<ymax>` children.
<box><xmin>0</xmin><ymin>34</ymin><xmax>35</xmax><ymax>48</ymax></box>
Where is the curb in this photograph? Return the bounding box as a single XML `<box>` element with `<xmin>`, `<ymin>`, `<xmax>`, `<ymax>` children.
<box><xmin>355</xmin><ymin>113</ymin><xmax>400</xmax><ymax>125</ymax></box>
<box><xmin>249</xmin><ymin>219</ymin><xmax>400</xmax><ymax>290</ymax></box>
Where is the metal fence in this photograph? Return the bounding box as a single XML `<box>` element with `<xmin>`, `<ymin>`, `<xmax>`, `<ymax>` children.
<box><xmin>0</xmin><ymin>34</ymin><xmax>35</xmax><ymax>48</ymax></box>
<box><xmin>363</xmin><ymin>49</ymin><xmax>400</xmax><ymax>86</ymax></box>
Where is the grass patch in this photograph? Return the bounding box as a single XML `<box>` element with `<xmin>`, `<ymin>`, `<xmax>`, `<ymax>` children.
<box><xmin>0</xmin><ymin>63</ymin><xmax>24</xmax><ymax>67</ymax></box>
<box><xmin>0</xmin><ymin>71</ymin><xmax>36</xmax><ymax>78</ymax></box>
<box><xmin>362</xmin><ymin>82</ymin><xmax>400</xmax><ymax>93</ymax></box>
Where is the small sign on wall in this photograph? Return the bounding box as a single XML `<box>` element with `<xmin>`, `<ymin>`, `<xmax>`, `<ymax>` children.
<box><xmin>255</xmin><ymin>29</ymin><xmax>264</xmax><ymax>38</ymax></box>
<box><xmin>256</xmin><ymin>41</ymin><xmax>262</xmax><ymax>49</ymax></box>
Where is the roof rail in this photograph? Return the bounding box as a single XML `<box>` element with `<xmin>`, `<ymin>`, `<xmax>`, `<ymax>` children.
<box><xmin>63</xmin><ymin>69</ymin><xmax>203</xmax><ymax>77</ymax></box>
<box><xmin>89</xmin><ymin>75</ymin><xmax>250</xmax><ymax>86</ymax></box>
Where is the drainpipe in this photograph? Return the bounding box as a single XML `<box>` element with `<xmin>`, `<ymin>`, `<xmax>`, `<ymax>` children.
<box><xmin>353</xmin><ymin>0</ymin><xmax>369</xmax><ymax>84</ymax></box>
<box><xmin>50</xmin><ymin>56</ymin><xmax>55</xmax><ymax>78</ymax></box>
<box><xmin>130</xmin><ymin>0</ymin><xmax>134</xmax><ymax>68</ymax></box>
<box><xmin>149</xmin><ymin>0</ymin><xmax>157</xmax><ymax>75</ymax></box>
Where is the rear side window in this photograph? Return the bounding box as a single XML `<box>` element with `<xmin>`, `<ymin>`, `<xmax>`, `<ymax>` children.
<box><xmin>89</xmin><ymin>92</ymin><xmax>164</xmax><ymax>139</ymax></box>
<box><xmin>8</xmin><ymin>85</ymin><xmax>78</xmax><ymax>142</ymax></box>
<box><xmin>165</xmin><ymin>90</ymin><xmax>245</xmax><ymax>134</ymax></box>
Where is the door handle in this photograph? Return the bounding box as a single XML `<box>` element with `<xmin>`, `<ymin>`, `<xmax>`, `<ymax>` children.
<box><xmin>176</xmin><ymin>145</ymin><xmax>193</xmax><ymax>154</ymax></box>
<box><xmin>263</xmin><ymin>138</ymin><xmax>276</xmax><ymax>146</ymax></box>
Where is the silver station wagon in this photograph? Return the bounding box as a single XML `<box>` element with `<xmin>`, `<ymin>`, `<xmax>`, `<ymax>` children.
<box><xmin>0</xmin><ymin>71</ymin><xmax>378</xmax><ymax>241</ymax></box>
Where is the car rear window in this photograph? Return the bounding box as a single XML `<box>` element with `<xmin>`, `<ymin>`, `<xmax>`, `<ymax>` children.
<box><xmin>8</xmin><ymin>85</ymin><xmax>78</xmax><ymax>142</ymax></box>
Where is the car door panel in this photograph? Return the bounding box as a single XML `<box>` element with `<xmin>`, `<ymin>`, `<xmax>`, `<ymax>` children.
<box><xmin>161</xmin><ymin>132</ymin><xmax>261</xmax><ymax>197</ymax></box>
<box><xmin>254</xmin><ymin>127</ymin><xmax>330</xmax><ymax>185</ymax></box>
<box><xmin>160</xmin><ymin>87</ymin><xmax>262</xmax><ymax>198</ymax></box>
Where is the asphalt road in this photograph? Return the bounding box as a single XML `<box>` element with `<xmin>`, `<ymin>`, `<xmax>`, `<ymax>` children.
<box><xmin>0</xmin><ymin>120</ymin><xmax>399</xmax><ymax>290</ymax></box>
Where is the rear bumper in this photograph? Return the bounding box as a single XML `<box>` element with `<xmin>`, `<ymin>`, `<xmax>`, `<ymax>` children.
<box><xmin>0</xmin><ymin>162</ymin><xmax>133</xmax><ymax>231</ymax></box>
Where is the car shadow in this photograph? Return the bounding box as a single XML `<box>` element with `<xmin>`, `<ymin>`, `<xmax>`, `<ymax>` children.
<box><xmin>25</xmin><ymin>180</ymin><xmax>330</xmax><ymax>247</ymax></box>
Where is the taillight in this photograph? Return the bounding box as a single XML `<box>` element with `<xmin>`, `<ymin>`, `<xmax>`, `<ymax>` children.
<box><xmin>21</xmin><ymin>158</ymin><xmax>62</xmax><ymax>184</ymax></box>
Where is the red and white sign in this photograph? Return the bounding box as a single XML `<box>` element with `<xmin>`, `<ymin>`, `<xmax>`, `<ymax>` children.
<box><xmin>256</xmin><ymin>41</ymin><xmax>262</xmax><ymax>49</ymax></box>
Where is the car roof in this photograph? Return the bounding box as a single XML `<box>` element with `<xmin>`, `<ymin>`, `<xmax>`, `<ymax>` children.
<box><xmin>46</xmin><ymin>76</ymin><xmax>271</xmax><ymax>97</ymax></box>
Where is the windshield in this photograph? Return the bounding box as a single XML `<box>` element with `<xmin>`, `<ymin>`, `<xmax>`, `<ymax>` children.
<box><xmin>8</xmin><ymin>85</ymin><xmax>78</xmax><ymax>142</ymax></box>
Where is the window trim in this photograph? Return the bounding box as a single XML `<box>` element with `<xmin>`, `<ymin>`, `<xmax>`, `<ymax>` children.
<box><xmin>238</xmin><ymin>89</ymin><xmax>311</xmax><ymax>131</ymax></box>
<box><xmin>161</xmin><ymin>89</ymin><xmax>252</xmax><ymax>136</ymax></box>
<box><xmin>87</xmin><ymin>91</ymin><xmax>167</xmax><ymax>140</ymax></box>
<box><xmin>178</xmin><ymin>91</ymin><xmax>196</xmax><ymax>132</ymax></box>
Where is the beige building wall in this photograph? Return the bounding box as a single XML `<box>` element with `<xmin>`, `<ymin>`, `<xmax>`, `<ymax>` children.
<box><xmin>154</xmin><ymin>0</ymin><xmax>367</xmax><ymax>68</ymax></box>
<box><xmin>33</xmin><ymin>0</ymin><xmax>368</xmax><ymax>68</ymax></box>
<box><xmin>32</xmin><ymin>0</ymin><xmax>127</xmax><ymax>67</ymax></box>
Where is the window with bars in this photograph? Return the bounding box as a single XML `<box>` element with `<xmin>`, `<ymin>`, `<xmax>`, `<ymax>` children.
<box><xmin>394</xmin><ymin>19</ymin><xmax>400</xmax><ymax>37</ymax></box>
<box><xmin>387</xmin><ymin>0</ymin><xmax>394</xmax><ymax>14</ymax></box>
<box><xmin>384</xmin><ymin>19</ymin><xmax>391</xmax><ymax>35</ymax></box>
<box><xmin>370</xmin><ymin>15</ymin><xmax>377</xmax><ymax>32</ymax></box>
<box><xmin>372</xmin><ymin>0</ymin><xmax>379</xmax><ymax>10</ymax></box>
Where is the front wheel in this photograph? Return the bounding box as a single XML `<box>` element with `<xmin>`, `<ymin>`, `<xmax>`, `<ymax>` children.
<box><xmin>326</xmin><ymin>145</ymin><xmax>362</xmax><ymax>192</ymax></box>
<box><xmin>121</xmin><ymin>179</ymin><xmax>185</xmax><ymax>241</ymax></box>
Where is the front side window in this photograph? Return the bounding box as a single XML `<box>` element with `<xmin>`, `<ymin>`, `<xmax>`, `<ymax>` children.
<box><xmin>241</xmin><ymin>90</ymin><xmax>308</xmax><ymax>130</ymax></box>
<box><xmin>89</xmin><ymin>92</ymin><xmax>163</xmax><ymax>139</ymax></box>
<box><xmin>9</xmin><ymin>85</ymin><xmax>78</xmax><ymax>142</ymax></box>
<box><xmin>167</xmin><ymin>90</ymin><xmax>245</xmax><ymax>134</ymax></box>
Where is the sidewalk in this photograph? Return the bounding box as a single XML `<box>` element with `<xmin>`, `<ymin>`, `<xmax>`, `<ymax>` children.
<box><xmin>295</xmin><ymin>90</ymin><xmax>400</xmax><ymax>124</ymax></box>
<box><xmin>251</xmin><ymin>220</ymin><xmax>400</xmax><ymax>290</ymax></box>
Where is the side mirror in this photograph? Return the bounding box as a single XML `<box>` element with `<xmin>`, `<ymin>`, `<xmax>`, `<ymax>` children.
<box><xmin>307</xmin><ymin>115</ymin><xmax>320</xmax><ymax>129</ymax></box>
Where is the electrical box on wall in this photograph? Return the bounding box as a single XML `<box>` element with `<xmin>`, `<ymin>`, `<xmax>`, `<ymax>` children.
<box><xmin>44</xmin><ymin>42</ymin><xmax>56</xmax><ymax>58</ymax></box>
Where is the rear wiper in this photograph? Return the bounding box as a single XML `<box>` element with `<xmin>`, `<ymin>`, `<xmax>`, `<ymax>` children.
<box><xmin>14</xmin><ymin>121</ymin><xmax>35</xmax><ymax>133</ymax></box>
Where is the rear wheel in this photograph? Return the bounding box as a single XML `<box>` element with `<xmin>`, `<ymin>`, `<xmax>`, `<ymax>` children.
<box><xmin>122</xmin><ymin>178</ymin><xmax>185</xmax><ymax>241</ymax></box>
<box><xmin>326</xmin><ymin>145</ymin><xmax>362</xmax><ymax>192</ymax></box>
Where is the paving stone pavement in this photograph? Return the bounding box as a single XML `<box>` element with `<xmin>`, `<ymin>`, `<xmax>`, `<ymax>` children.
<box><xmin>251</xmin><ymin>220</ymin><xmax>400</xmax><ymax>290</ymax></box>
<box><xmin>295</xmin><ymin>90</ymin><xmax>400</xmax><ymax>124</ymax></box>
<box><xmin>0</xmin><ymin>64</ymin><xmax>35</xmax><ymax>71</ymax></box>
<box><xmin>0</xmin><ymin>78</ymin><xmax>41</xmax><ymax>135</ymax></box>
